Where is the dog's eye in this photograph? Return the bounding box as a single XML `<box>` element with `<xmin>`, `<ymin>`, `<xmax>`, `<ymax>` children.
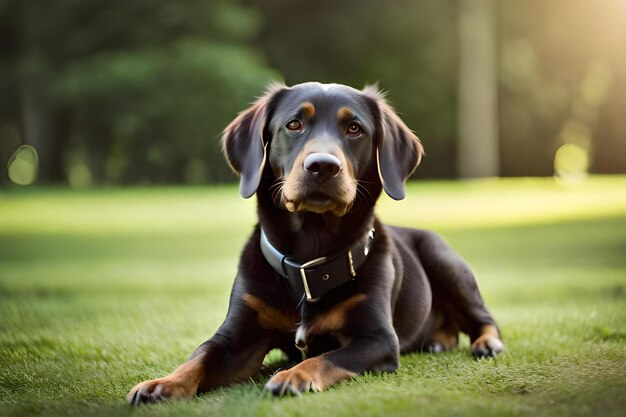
<box><xmin>347</xmin><ymin>123</ymin><xmax>363</xmax><ymax>137</ymax></box>
<box><xmin>286</xmin><ymin>120</ymin><xmax>303</xmax><ymax>132</ymax></box>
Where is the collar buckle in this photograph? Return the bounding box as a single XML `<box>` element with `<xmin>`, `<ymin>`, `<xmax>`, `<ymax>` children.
<box><xmin>299</xmin><ymin>256</ymin><xmax>327</xmax><ymax>301</ymax></box>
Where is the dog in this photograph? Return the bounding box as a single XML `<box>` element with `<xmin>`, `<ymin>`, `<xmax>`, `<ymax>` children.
<box><xmin>127</xmin><ymin>82</ymin><xmax>503</xmax><ymax>404</ymax></box>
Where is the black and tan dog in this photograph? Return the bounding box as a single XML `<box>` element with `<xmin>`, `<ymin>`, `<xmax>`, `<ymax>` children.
<box><xmin>127</xmin><ymin>82</ymin><xmax>503</xmax><ymax>404</ymax></box>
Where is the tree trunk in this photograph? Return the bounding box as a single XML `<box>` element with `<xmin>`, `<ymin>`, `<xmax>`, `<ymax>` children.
<box><xmin>19</xmin><ymin>85</ymin><xmax>68</xmax><ymax>183</ymax></box>
<box><xmin>18</xmin><ymin>1</ymin><xmax>68</xmax><ymax>183</ymax></box>
<box><xmin>457</xmin><ymin>0</ymin><xmax>499</xmax><ymax>178</ymax></box>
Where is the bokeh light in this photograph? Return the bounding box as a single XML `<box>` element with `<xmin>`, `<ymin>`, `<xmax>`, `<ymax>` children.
<box><xmin>7</xmin><ymin>145</ymin><xmax>39</xmax><ymax>186</ymax></box>
<box><xmin>554</xmin><ymin>143</ymin><xmax>589</xmax><ymax>183</ymax></box>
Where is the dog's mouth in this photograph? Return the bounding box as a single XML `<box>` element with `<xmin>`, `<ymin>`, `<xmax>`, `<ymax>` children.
<box><xmin>284</xmin><ymin>191</ymin><xmax>351</xmax><ymax>216</ymax></box>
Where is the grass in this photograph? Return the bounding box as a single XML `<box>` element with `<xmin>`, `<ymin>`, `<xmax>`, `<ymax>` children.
<box><xmin>1</xmin><ymin>176</ymin><xmax>625</xmax><ymax>417</ymax></box>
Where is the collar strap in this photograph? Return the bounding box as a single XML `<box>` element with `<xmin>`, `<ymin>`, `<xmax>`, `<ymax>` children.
<box><xmin>260</xmin><ymin>228</ymin><xmax>375</xmax><ymax>302</ymax></box>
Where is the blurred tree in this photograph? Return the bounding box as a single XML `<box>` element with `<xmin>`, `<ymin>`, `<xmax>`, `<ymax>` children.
<box><xmin>457</xmin><ymin>0</ymin><xmax>498</xmax><ymax>178</ymax></box>
<box><xmin>1</xmin><ymin>0</ymin><xmax>624</xmax><ymax>185</ymax></box>
<box><xmin>0</xmin><ymin>0</ymin><xmax>278</xmax><ymax>185</ymax></box>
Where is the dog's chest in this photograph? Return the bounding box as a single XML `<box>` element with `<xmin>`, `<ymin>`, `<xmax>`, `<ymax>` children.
<box><xmin>292</xmin><ymin>293</ymin><xmax>366</xmax><ymax>358</ymax></box>
<box><xmin>294</xmin><ymin>322</ymin><xmax>345</xmax><ymax>359</ymax></box>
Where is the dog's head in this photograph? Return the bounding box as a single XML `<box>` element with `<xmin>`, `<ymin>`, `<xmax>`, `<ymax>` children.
<box><xmin>222</xmin><ymin>82</ymin><xmax>423</xmax><ymax>216</ymax></box>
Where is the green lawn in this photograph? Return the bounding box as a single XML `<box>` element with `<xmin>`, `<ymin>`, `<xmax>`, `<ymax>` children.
<box><xmin>1</xmin><ymin>177</ymin><xmax>625</xmax><ymax>417</ymax></box>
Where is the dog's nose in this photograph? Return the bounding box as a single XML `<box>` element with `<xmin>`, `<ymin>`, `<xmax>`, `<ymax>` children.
<box><xmin>303</xmin><ymin>153</ymin><xmax>342</xmax><ymax>178</ymax></box>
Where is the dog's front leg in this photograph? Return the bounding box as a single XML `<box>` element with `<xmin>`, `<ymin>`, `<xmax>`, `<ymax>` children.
<box><xmin>265</xmin><ymin>328</ymin><xmax>399</xmax><ymax>396</ymax></box>
<box><xmin>127</xmin><ymin>298</ymin><xmax>273</xmax><ymax>405</ymax></box>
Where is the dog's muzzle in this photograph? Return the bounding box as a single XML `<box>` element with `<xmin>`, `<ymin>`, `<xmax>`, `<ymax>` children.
<box><xmin>282</xmin><ymin>150</ymin><xmax>355</xmax><ymax>216</ymax></box>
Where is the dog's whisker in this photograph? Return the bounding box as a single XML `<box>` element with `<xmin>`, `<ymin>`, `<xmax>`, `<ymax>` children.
<box><xmin>354</xmin><ymin>187</ymin><xmax>365</xmax><ymax>204</ymax></box>
<box><xmin>356</xmin><ymin>183</ymin><xmax>374</xmax><ymax>203</ymax></box>
<box><xmin>269</xmin><ymin>178</ymin><xmax>286</xmax><ymax>191</ymax></box>
<box><xmin>269</xmin><ymin>179</ymin><xmax>285</xmax><ymax>192</ymax></box>
<box><xmin>272</xmin><ymin>184</ymin><xmax>285</xmax><ymax>206</ymax></box>
<box><xmin>269</xmin><ymin>178</ymin><xmax>286</xmax><ymax>206</ymax></box>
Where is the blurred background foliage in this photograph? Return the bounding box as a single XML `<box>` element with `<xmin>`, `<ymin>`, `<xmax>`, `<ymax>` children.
<box><xmin>0</xmin><ymin>0</ymin><xmax>625</xmax><ymax>186</ymax></box>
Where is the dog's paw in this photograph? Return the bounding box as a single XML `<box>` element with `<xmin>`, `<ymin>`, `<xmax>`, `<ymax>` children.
<box><xmin>427</xmin><ymin>342</ymin><xmax>445</xmax><ymax>353</ymax></box>
<box><xmin>127</xmin><ymin>378</ymin><xmax>195</xmax><ymax>405</ymax></box>
<box><xmin>264</xmin><ymin>368</ymin><xmax>321</xmax><ymax>396</ymax></box>
<box><xmin>471</xmin><ymin>335</ymin><xmax>504</xmax><ymax>358</ymax></box>
<box><xmin>427</xmin><ymin>330</ymin><xmax>459</xmax><ymax>353</ymax></box>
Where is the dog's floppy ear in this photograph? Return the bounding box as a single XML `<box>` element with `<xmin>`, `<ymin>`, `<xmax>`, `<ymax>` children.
<box><xmin>363</xmin><ymin>85</ymin><xmax>424</xmax><ymax>200</ymax></box>
<box><xmin>222</xmin><ymin>83</ymin><xmax>286</xmax><ymax>198</ymax></box>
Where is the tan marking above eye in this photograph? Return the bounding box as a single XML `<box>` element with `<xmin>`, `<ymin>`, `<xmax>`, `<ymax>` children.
<box><xmin>337</xmin><ymin>107</ymin><xmax>354</xmax><ymax>122</ymax></box>
<box><xmin>301</xmin><ymin>102</ymin><xmax>316</xmax><ymax>119</ymax></box>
